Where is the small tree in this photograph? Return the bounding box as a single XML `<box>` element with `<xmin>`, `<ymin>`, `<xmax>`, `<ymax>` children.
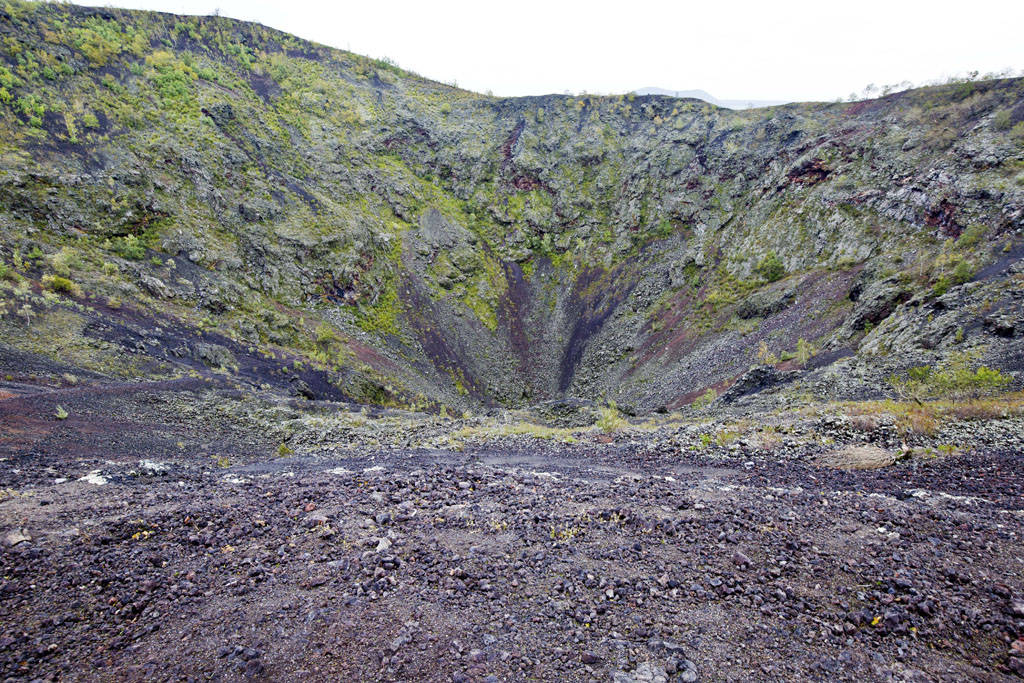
<box><xmin>796</xmin><ymin>338</ymin><xmax>815</xmax><ymax>366</ymax></box>
<box><xmin>756</xmin><ymin>340</ymin><xmax>778</xmax><ymax>365</ymax></box>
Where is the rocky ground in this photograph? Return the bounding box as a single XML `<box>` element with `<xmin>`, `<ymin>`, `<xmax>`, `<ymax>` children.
<box><xmin>2</xmin><ymin>376</ymin><xmax>1024</xmax><ymax>681</ymax></box>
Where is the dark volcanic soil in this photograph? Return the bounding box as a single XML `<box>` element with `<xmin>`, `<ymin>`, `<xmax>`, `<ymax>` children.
<box><xmin>2</xmin><ymin>381</ymin><xmax>1024</xmax><ymax>681</ymax></box>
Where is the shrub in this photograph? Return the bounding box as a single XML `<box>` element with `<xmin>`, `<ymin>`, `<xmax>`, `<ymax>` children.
<box><xmin>15</xmin><ymin>94</ymin><xmax>44</xmax><ymax>127</ymax></box>
<box><xmin>993</xmin><ymin>109</ymin><xmax>1012</xmax><ymax>130</ymax></box>
<box><xmin>755</xmin><ymin>252</ymin><xmax>786</xmax><ymax>282</ymax></box>
<box><xmin>49</xmin><ymin>247</ymin><xmax>80</xmax><ymax>277</ymax></box>
<box><xmin>41</xmin><ymin>274</ymin><xmax>79</xmax><ymax>296</ymax></box>
<box><xmin>756</xmin><ymin>340</ymin><xmax>778</xmax><ymax>365</ymax></box>
<box><xmin>956</xmin><ymin>223</ymin><xmax>987</xmax><ymax>249</ymax></box>
<box><xmin>902</xmin><ymin>407</ymin><xmax>937</xmax><ymax>436</ymax></box>
<box><xmin>692</xmin><ymin>388</ymin><xmax>717</xmax><ymax>408</ymax></box>
<box><xmin>71</xmin><ymin>17</ymin><xmax>140</xmax><ymax>66</ymax></box>
<box><xmin>715</xmin><ymin>429</ymin><xmax>740</xmax><ymax>446</ymax></box>
<box><xmin>102</xmin><ymin>261</ymin><xmax>119</xmax><ymax>276</ymax></box>
<box><xmin>889</xmin><ymin>351</ymin><xmax>1012</xmax><ymax>401</ymax></box>
<box><xmin>1012</xmin><ymin>121</ymin><xmax>1024</xmax><ymax>145</ymax></box>
<box><xmin>951</xmin><ymin>259</ymin><xmax>974</xmax><ymax>285</ymax></box>
<box><xmin>111</xmin><ymin>235</ymin><xmax>145</xmax><ymax>260</ymax></box>
<box><xmin>147</xmin><ymin>53</ymin><xmax>197</xmax><ymax>108</ymax></box>
<box><xmin>596</xmin><ymin>402</ymin><xmax>627</xmax><ymax>433</ymax></box>
<box><xmin>315</xmin><ymin>323</ymin><xmax>339</xmax><ymax>346</ymax></box>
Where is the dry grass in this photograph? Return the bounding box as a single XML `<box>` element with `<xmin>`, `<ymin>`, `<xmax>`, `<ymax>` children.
<box><xmin>840</xmin><ymin>392</ymin><xmax>1024</xmax><ymax>436</ymax></box>
<box><xmin>596</xmin><ymin>404</ymin><xmax>628</xmax><ymax>433</ymax></box>
<box><xmin>450</xmin><ymin>420</ymin><xmax>582</xmax><ymax>444</ymax></box>
<box><xmin>816</xmin><ymin>445</ymin><xmax>900</xmax><ymax>470</ymax></box>
<box><xmin>744</xmin><ymin>429</ymin><xmax>783</xmax><ymax>451</ymax></box>
<box><xmin>847</xmin><ymin>413</ymin><xmax>883</xmax><ymax>432</ymax></box>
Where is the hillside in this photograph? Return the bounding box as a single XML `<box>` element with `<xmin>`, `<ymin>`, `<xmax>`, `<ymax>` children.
<box><xmin>2</xmin><ymin>2</ymin><xmax>1024</xmax><ymax>681</ymax></box>
<box><xmin>0</xmin><ymin>1</ymin><xmax>1021</xmax><ymax>414</ymax></box>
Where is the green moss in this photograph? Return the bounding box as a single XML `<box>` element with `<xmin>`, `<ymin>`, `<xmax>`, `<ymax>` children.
<box><xmin>355</xmin><ymin>239</ymin><xmax>403</xmax><ymax>336</ymax></box>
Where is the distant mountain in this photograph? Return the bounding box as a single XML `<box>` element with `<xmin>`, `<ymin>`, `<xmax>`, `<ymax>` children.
<box><xmin>633</xmin><ymin>87</ymin><xmax>789</xmax><ymax>110</ymax></box>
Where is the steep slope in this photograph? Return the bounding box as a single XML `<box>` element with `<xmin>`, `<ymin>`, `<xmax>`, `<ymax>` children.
<box><xmin>0</xmin><ymin>1</ymin><xmax>1022</xmax><ymax>412</ymax></box>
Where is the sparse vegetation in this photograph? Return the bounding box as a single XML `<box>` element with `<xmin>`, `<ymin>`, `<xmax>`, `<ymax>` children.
<box><xmin>596</xmin><ymin>402</ymin><xmax>627</xmax><ymax>433</ymax></box>
<box><xmin>692</xmin><ymin>388</ymin><xmax>717</xmax><ymax>408</ymax></box>
<box><xmin>889</xmin><ymin>351</ymin><xmax>1012</xmax><ymax>401</ymax></box>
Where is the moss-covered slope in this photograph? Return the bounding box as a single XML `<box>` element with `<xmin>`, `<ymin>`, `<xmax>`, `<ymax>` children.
<box><xmin>1</xmin><ymin>1</ymin><xmax>1022</xmax><ymax>412</ymax></box>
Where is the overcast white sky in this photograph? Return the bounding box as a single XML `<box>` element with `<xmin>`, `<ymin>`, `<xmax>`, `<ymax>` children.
<box><xmin>95</xmin><ymin>0</ymin><xmax>1023</xmax><ymax>102</ymax></box>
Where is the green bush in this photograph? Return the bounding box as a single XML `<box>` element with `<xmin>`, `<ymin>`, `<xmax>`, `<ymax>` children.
<box><xmin>932</xmin><ymin>258</ymin><xmax>974</xmax><ymax>296</ymax></box>
<box><xmin>315</xmin><ymin>323</ymin><xmax>339</xmax><ymax>346</ymax></box>
<box><xmin>14</xmin><ymin>94</ymin><xmax>44</xmax><ymax>127</ymax></box>
<box><xmin>111</xmin><ymin>235</ymin><xmax>146</xmax><ymax>260</ymax></box>
<box><xmin>951</xmin><ymin>260</ymin><xmax>974</xmax><ymax>285</ymax></box>
<box><xmin>1012</xmin><ymin>121</ymin><xmax>1024</xmax><ymax>145</ymax></box>
<box><xmin>993</xmin><ymin>109</ymin><xmax>1012</xmax><ymax>130</ymax></box>
<box><xmin>71</xmin><ymin>17</ymin><xmax>139</xmax><ymax>66</ymax></box>
<box><xmin>956</xmin><ymin>223</ymin><xmax>987</xmax><ymax>250</ymax></box>
<box><xmin>0</xmin><ymin>261</ymin><xmax>22</xmax><ymax>283</ymax></box>
<box><xmin>49</xmin><ymin>247</ymin><xmax>80</xmax><ymax>277</ymax></box>
<box><xmin>41</xmin><ymin>274</ymin><xmax>79</xmax><ymax>296</ymax></box>
<box><xmin>756</xmin><ymin>340</ymin><xmax>778</xmax><ymax>364</ymax></box>
<box><xmin>755</xmin><ymin>252</ymin><xmax>786</xmax><ymax>282</ymax></box>
<box><xmin>889</xmin><ymin>352</ymin><xmax>1012</xmax><ymax>401</ymax></box>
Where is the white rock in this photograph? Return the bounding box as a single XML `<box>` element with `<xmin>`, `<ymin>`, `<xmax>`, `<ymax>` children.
<box><xmin>79</xmin><ymin>470</ymin><xmax>108</xmax><ymax>486</ymax></box>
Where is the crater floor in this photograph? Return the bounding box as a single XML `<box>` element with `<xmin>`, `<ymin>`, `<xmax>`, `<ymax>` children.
<box><xmin>2</xmin><ymin>379</ymin><xmax>1023</xmax><ymax>681</ymax></box>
